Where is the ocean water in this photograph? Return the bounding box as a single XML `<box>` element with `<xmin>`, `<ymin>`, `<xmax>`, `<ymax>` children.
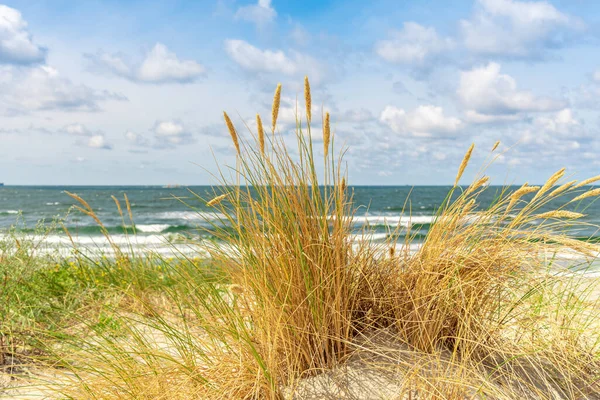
<box><xmin>1</xmin><ymin>185</ymin><xmax>599</xmax><ymax>257</ymax></box>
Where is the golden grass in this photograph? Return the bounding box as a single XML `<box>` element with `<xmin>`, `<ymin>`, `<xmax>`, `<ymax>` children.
<box><xmin>33</xmin><ymin>78</ymin><xmax>600</xmax><ymax>400</ymax></box>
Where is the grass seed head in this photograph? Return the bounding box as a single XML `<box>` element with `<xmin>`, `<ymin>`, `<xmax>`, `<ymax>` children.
<box><xmin>536</xmin><ymin>210</ymin><xmax>585</xmax><ymax>220</ymax></box>
<box><xmin>454</xmin><ymin>143</ymin><xmax>475</xmax><ymax>186</ymax></box>
<box><xmin>507</xmin><ymin>184</ymin><xmax>540</xmax><ymax>210</ymax></box>
<box><xmin>549</xmin><ymin>180</ymin><xmax>577</xmax><ymax>197</ymax></box>
<box><xmin>304</xmin><ymin>76</ymin><xmax>311</xmax><ymax>123</ymax></box>
<box><xmin>534</xmin><ymin>167</ymin><xmax>566</xmax><ymax>200</ymax></box>
<box><xmin>466</xmin><ymin>176</ymin><xmax>489</xmax><ymax>194</ymax></box>
<box><xmin>570</xmin><ymin>188</ymin><xmax>600</xmax><ymax>203</ymax></box>
<box><xmin>492</xmin><ymin>141</ymin><xmax>500</xmax><ymax>151</ymax></box>
<box><xmin>256</xmin><ymin>114</ymin><xmax>265</xmax><ymax>155</ymax></box>
<box><xmin>223</xmin><ymin>112</ymin><xmax>240</xmax><ymax>155</ymax></box>
<box><xmin>574</xmin><ymin>175</ymin><xmax>600</xmax><ymax>189</ymax></box>
<box><xmin>207</xmin><ymin>193</ymin><xmax>229</xmax><ymax>207</ymax></box>
<box><xmin>272</xmin><ymin>83</ymin><xmax>282</xmax><ymax>132</ymax></box>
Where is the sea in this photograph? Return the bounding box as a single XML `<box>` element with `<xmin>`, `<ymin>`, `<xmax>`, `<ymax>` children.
<box><xmin>1</xmin><ymin>185</ymin><xmax>599</xmax><ymax>259</ymax></box>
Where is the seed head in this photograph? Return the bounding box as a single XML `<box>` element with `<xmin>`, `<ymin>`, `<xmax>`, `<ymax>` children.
<box><xmin>574</xmin><ymin>175</ymin><xmax>600</xmax><ymax>189</ymax></box>
<box><xmin>272</xmin><ymin>83</ymin><xmax>282</xmax><ymax>132</ymax></box>
<box><xmin>536</xmin><ymin>210</ymin><xmax>585</xmax><ymax>220</ymax></box>
<box><xmin>570</xmin><ymin>188</ymin><xmax>600</xmax><ymax>203</ymax></box>
<box><xmin>507</xmin><ymin>183</ymin><xmax>540</xmax><ymax>210</ymax></box>
<box><xmin>207</xmin><ymin>193</ymin><xmax>229</xmax><ymax>207</ymax></box>
<box><xmin>534</xmin><ymin>168</ymin><xmax>565</xmax><ymax>200</ymax></box>
<box><xmin>223</xmin><ymin>112</ymin><xmax>240</xmax><ymax>155</ymax></box>
<box><xmin>492</xmin><ymin>141</ymin><xmax>500</xmax><ymax>152</ymax></box>
<box><xmin>324</xmin><ymin>112</ymin><xmax>331</xmax><ymax>157</ymax></box>
<box><xmin>304</xmin><ymin>76</ymin><xmax>311</xmax><ymax>123</ymax></box>
<box><xmin>454</xmin><ymin>143</ymin><xmax>475</xmax><ymax>187</ymax></box>
<box><xmin>256</xmin><ymin>114</ymin><xmax>265</xmax><ymax>155</ymax></box>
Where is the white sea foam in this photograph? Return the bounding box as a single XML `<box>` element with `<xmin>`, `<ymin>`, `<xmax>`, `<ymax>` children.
<box><xmin>155</xmin><ymin>211</ymin><xmax>227</xmax><ymax>221</ymax></box>
<box><xmin>136</xmin><ymin>224</ymin><xmax>171</xmax><ymax>233</ymax></box>
<box><xmin>3</xmin><ymin>210</ymin><xmax>19</xmax><ymax>214</ymax></box>
<box><xmin>351</xmin><ymin>215</ymin><xmax>435</xmax><ymax>227</ymax></box>
<box><xmin>45</xmin><ymin>202</ymin><xmax>60</xmax><ymax>206</ymax></box>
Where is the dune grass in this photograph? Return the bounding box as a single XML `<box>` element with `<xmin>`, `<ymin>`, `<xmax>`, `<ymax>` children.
<box><xmin>3</xmin><ymin>78</ymin><xmax>600</xmax><ymax>399</ymax></box>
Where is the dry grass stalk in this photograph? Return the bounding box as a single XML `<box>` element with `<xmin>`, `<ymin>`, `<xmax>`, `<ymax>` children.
<box><xmin>570</xmin><ymin>188</ymin><xmax>600</xmax><ymax>203</ymax></box>
<box><xmin>323</xmin><ymin>112</ymin><xmax>331</xmax><ymax>157</ymax></box>
<box><xmin>536</xmin><ymin>210</ymin><xmax>585</xmax><ymax>220</ymax></box>
<box><xmin>256</xmin><ymin>114</ymin><xmax>265</xmax><ymax>155</ymax></box>
<box><xmin>272</xmin><ymin>83</ymin><xmax>282</xmax><ymax>132</ymax></box>
<box><xmin>304</xmin><ymin>76</ymin><xmax>311</xmax><ymax>123</ymax></box>
<box><xmin>223</xmin><ymin>112</ymin><xmax>240</xmax><ymax>155</ymax></box>
<box><xmin>454</xmin><ymin>143</ymin><xmax>475</xmax><ymax>186</ymax></box>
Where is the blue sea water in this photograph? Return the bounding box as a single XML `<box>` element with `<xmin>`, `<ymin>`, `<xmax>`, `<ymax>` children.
<box><xmin>1</xmin><ymin>185</ymin><xmax>599</xmax><ymax>255</ymax></box>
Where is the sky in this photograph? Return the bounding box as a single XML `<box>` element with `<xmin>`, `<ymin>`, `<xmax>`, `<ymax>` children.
<box><xmin>1</xmin><ymin>0</ymin><xmax>600</xmax><ymax>185</ymax></box>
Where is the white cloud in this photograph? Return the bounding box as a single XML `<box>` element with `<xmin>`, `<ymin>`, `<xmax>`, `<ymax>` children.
<box><xmin>125</xmin><ymin>130</ymin><xmax>150</xmax><ymax>147</ymax></box>
<box><xmin>380</xmin><ymin>105</ymin><xmax>463</xmax><ymax>138</ymax></box>
<box><xmin>0</xmin><ymin>65</ymin><xmax>125</xmax><ymax>114</ymax></box>
<box><xmin>87</xmin><ymin>43</ymin><xmax>205</xmax><ymax>84</ymax></box>
<box><xmin>458</xmin><ymin>62</ymin><xmax>565</xmax><ymax>117</ymax></box>
<box><xmin>593</xmin><ymin>69</ymin><xmax>600</xmax><ymax>83</ymax></box>
<box><xmin>87</xmin><ymin>135</ymin><xmax>111</xmax><ymax>149</ymax></box>
<box><xmin>224</xmin><ymin>39</ymin><xmax>325</xmax><ymax>83</ymax></box>
<box><xmin>532</xmin><ymin>108</ymin><xmax>586</xmax><ymax>138</ymax></box>
<box><xmin>153</xmin><ymin>120</ymin><xmax>193</xmax><ymax>147</ymax></box>
<box><xmin>235</xmin><ymin>0</ymin><xmax>276</xmax><ymax>27</ymax></box>
<box><xmin>0</xmin><ymin>5</ymin><xmax>46</xmax><ymax>64</ymax></box>
<box><xmin>64</xmin><ymin>123</ymin><xmax>91</xmax><ymax>136</ymax></box>
<box><xmin>460</xmin><ymin>0</ymin><xmax>584</xmax><ymax>58</ymax></box>
<box><xmin>61</xmin><ymin>123</ymin><xmax>112</xmax><ymax>149</ymax></box>
<box><xmin>464</xmin><ymin>110</ymin><xmax>521</xmax><ymax>124</ymax></box>
<box><xmin>375</xmin><ymin>22</ymin><xmax>454</xmax><ymax>65</ymax></box>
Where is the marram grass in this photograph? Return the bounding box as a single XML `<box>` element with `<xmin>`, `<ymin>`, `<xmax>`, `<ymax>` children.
<box><xmin>4</xmin><ymin>78</ymin><xmax>600</xmax><ymax>400</ymax></box>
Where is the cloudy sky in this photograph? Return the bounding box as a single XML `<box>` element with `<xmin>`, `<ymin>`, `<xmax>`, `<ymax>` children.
<box><xmin>1</xmin><ymin>0</ymin><xmax>600</xmax><ymax>185</ymax></box>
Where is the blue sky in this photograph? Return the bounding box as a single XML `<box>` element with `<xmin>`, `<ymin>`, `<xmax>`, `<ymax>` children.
<box><xmin>1</xmin><ymin>0</ymin><xmax>600</xmax><ymax>185</ymax></box>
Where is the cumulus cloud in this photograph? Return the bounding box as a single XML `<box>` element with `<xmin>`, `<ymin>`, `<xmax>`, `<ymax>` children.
<box><xmin>124</xmin><ymin>130</ymin><xmax>150</xmax><ymax>147</ymax></box>
<box><xmin>224</xmin><ymin>39</ymin><xmax>326</xmax><ymax>83</ymax></box>
<box><xmin>458</xmin><ymin>62</ymin><xmax>566</xmax><ymax>118</ymax></box>
<box><xmin>87</xmin><ymin>135</ymin><xmax>112</xmax><ymax>149</ymax></box>
<box><xmin>0</xmin><ymin>65</ymin><xmax>125</xmax><ymax>114</ymax></box>
<box><xmin>86</xmin><ymin>43</ymin><xmax>205</xmax><ymax>84</ymax></box>
<box><xmin>375</xmin><ymin>22</ymin><xmax>454</xmax><ymax>67</ymax></box>
<box><xmin>460</xmin><ymin>0</ymin><xmax>584</xmax><ymax>59</ymax></box>
<box><xmin>62</xmin><ymin>123</ymin><xmax>112</xmax><ymax>149</ymax></box>
<box><xmin>0</xmin><ymin>5</ymin><xmax>46</xmax><ymax>64</ymax></box>
<box><xmin>153</xmin><ymin>120</ymin><xmax>193</xmax><ymax>147</ymax></box>
<box><xmin>531</xmin><ymin>108</ymin><xmax>586</xmax><ymax>138</ymax></box>
<box><xmin>235</xmin><ymin>0</ymin><xmax>276</xmax><ymax>27</ymax></box>
<box><xmin>380</xmin><ymin>105</ymin><xmax>463</xmax><ymax>138</ymax></box>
